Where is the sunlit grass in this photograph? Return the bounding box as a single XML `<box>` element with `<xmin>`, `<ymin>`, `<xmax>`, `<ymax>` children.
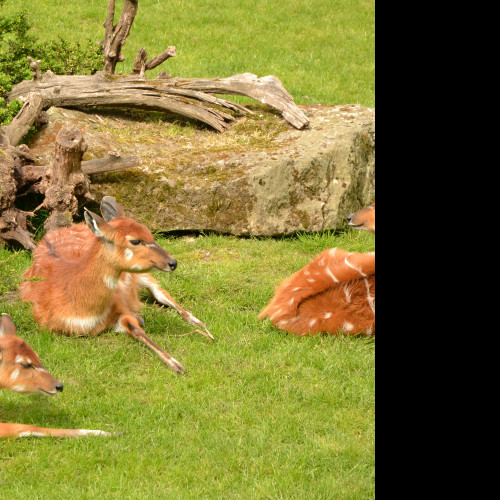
<box><xmin>1</xmin><ymin>231</ymin><xmax>375</xmax><ymax>498</ymax></box>
<box><xmin>2</xmin><ymin>0</ymin><xmax>375</xmax><ymax>107</ymax></box>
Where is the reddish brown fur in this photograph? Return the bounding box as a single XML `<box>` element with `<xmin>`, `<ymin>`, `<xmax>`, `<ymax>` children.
<box><xmin>348</xmin><ymin>202</ymin><xmax>375</xmax><ymax>234</ymax></box>
<box><xmin>0</xmin><ymin>314</ymin><xmax>108</xmax><ymax>438</ymax></box>
<box><xmin>259</xmin><ymin>204</ymin><xmax>375</xmax><ymax>336</ymax></box>
<box><xmin>20</xmin><ymin>197</ymin><xmax>212</xmax><ymax>374</ymax></box>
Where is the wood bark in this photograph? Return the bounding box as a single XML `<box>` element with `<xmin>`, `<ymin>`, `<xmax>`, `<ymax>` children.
<box><xmin>8</xmin><ymin>72</ymin><xmax>309</xmax><ymax>132</ymax></box>
<box><xmin>0</xmin><ymin>135</ymin><xmax>36</xmax><ymax>250</ymax></box>
<box><xmin>102</xmin><ymin>0</ymin><xmax>139</xmax><ymax>75</ymax></box>
<box><xmin>41</xmin><ymin>127</ymin><xmax>92</xmax><ymax>232</ymax></box>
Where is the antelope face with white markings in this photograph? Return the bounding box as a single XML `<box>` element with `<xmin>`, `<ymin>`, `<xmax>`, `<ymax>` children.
<box><xmin>0</xmin><ymin>314</ymin><xmax>63</xmax><ymax>396</ymax></box>
<box><xmin>84</xmin><ymin>207</ymin><xmax>178</xmax><ymax>275</ymax></box>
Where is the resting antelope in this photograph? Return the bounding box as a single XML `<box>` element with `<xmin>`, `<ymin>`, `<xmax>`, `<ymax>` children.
<box><xmin>20</xmin><ymin>197</ymin><xmax>213</xmax><ymax>374</ymax></box>
<box><xmin>259</xmin><ymin>203</ymin><xmax>375</xmax><ymax>336</ymax></box>
<box><xmin>0</xmin><ymin>314</ymin><xmax>109</xmax><ymax>438</ymax></box>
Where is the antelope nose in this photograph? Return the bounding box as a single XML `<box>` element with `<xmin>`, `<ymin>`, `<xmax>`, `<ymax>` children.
<box><xmin>56</xmin><ymin>382</ymin><xmax>64</xmax><ymax>393</ymax></box>
<box><xmin>169</xmin><ymin>259</ymin><xmax>178</xmax><ymax>271</ymax></box>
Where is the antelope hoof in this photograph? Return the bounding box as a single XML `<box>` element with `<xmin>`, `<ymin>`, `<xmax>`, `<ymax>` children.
<box><xmin>201</xmin><ymin>328</ymin><xmax>215</xmax><ymax>341</ymax></box>
<box><xmin>167</xmin><ymin>357</ymin><xmax>186</xmax><ymax>375</ymax></box>
<box><xmin>134</xmin><ymin>314</ymin><xmax>145</xmax><ymax>328</ymax></box>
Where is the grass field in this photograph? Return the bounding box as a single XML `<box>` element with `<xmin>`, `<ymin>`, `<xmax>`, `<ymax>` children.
<box><xmin>1</xmin><ymin>1</ymin><xmax>375</xmax><ymax>498</ymax></box>
<box><xmin>1</xmin><ymin>0</ymin><xmax>375</xmax><ymax>107</ymax></box>
<box><xmin>0</xmin><ymin>232</ymin><xmax>375</xmax><ymax>499</ymax></box>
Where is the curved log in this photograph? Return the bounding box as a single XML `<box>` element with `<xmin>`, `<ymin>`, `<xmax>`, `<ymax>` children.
<box><xmin>8</xmin><ymin>72</ymin><xmax>309</xmax><ymax>132</ymax></box>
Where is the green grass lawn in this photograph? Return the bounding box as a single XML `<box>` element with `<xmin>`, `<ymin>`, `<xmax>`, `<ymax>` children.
<box><xmin>1</xmin><ymin>0</ymin><xmax>375</xmax><ymax>107</ymax></box>
<box><xmin>1</xmin><ymin>232</ymin><xmax>375</xmax><ymax>499</ymax></box>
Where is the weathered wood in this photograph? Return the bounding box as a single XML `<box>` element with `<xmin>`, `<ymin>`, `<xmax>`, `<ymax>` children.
<box><xmin>16</xmin><ymin>154</ymin><xmax>141</xmax><ymax>183</ymax></box>
<box><xmin>102</xmin><ymin>0</ymin><xmax>139</xmax><ymax>75</ymax></box>
<box><xmin>0</xmin><ymin>141</ymin><xmax>36</xmax><ymax>250</ymax></box>
<box><xmin>175</xmin><ymin>73</ymin><xmax>310</xmax><ymax>130</ymax></box>
<box><xmin>132</xmin><ymin>48</ymin><xmax>148</xmax><ymax>77</ymax></box>
<box><xmin>82</xmin><ymin>153</ymin><xmax>142</xmax><ymax>175</ymax></box>
<box><xmin>27</xmin><ymin>56</ymin><xmax>42</xmax><ymax>81</ymax></box>
<box><xmin>41</xmin><ymin>127</ymin><xmax>92</xmax><ymax>232</ymax></box>
<box><xmin>146</xmin><ymin>46</ymin><xmax>176</xmax><ymax>71</ymax></box>
<box><xmin>3</xmin><ymin>92</ymin><xmax>44</xmax><ymax>147</ymax></box>
<box><xmin>8</xmin><ymin>72</ymin><xmax>309</xmax><ymax>131</ymax></box>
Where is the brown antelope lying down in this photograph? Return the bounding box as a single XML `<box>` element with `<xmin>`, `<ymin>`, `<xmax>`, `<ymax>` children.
<box><xmin>0</xmin><ymin>314</ymin><xmax>109</xmax><ymax>438</ymax></box>
<box><xmin>259</xmin><ymin>203</ymin><xmax>375</xmax><ymax>336</ymax></box>
<box><xmin>21</xmin><ymin>197</ymin><xmax>213</xmax><ymax>375</ymax></box>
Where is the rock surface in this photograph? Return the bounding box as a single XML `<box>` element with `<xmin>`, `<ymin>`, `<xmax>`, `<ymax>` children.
<box><xmin>27</xmin><ymin>104</ymin><xmax>375</xmax><ymax>235</ymax></box>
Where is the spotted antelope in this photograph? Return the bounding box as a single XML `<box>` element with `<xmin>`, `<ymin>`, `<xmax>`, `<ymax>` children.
<box><xmin>259</xmin><ymin>203</ymin><xmax>375</xmax><ymax>336</ymax></box>
<box><xmin>20</xmin><ymin>197</ymin><xmax>213</xmax><ymax>374</ymax></box>
<box><xmin>0</xmin><ymin>314</ymin><xmax>109</xmax><ymax>438</ymax></box>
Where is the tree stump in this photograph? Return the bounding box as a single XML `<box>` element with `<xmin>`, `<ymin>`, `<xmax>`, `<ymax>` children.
<box><xmin>41</xmin><ymin>127</ymin><xmax>92</xmax><ymax>232</ymax></box>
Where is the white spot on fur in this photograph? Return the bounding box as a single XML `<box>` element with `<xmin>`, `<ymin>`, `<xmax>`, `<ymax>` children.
<box><xmin>104</xmin><ymin>276</ymin><xmax>120</xmax><ymax>290</ymax></box>
<box><xmin>10</xmin><ymin>368</ymin><xmax>20</xmax><ymax>382</ymax></box>
<box><xmin>270</xmin><ymin>309</ymin><xmax>283</xmax><ymax>321</ymax></box>
<box><xmin>309</xmin><ymin>319</ymin><xmax>317</xmax><ymax>328</ymax></box>
<box><xmin>78</xmin><ymin>430</ymin><xmax>111</xmax><ymax>437</ymax></box>
<box><xmin>130</xmin><ymin>265</ymin><xmax>146</xmax><ymax>271</ymax></box>
<box><xmin>344</xmin><ymin>285</ymin><xmax>352</xmax><ymax>304</ymax></box>
<box><xmin>342</xmin><ymin>322</ymin><xmax>354</xmax><ymax>332</ymax></box>
<box><xmin>324</xmin><ymin>312</ymin><xmax>332</xmax><ymax>319</ymax></box>
<box><xmin>364</xmin><ymin>279</ymin><xmax>375</xmax><ymax>315</ymax></box>
<box><xmin>345</xmin><ymin>256</ymin><xmax>367</xmax><ymax>277</ymax></box>
<box><xmin>325</xmin><ymin>266</ymin><xmax>339</xmax><ymax>283</ymax></box>
<box><xmin>124</xmin><ymin>249</ymin><xmax>134</xmax><ymax>261</ymax></box>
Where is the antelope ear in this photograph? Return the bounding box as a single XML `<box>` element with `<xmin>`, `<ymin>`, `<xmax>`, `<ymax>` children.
<box><xmin>84</xmin><ymin>208</ymin><xmax>111</xmax><ymax>239</ymax></box>
<box><xmin>101</xmin><ymin>196</ymin><xmax>126</xmax><ymax>222</ymax></box>
<box><xmin>0</xmin><ymin>314</ymin><xmax>16</xmax><ymax>337</ymax></box>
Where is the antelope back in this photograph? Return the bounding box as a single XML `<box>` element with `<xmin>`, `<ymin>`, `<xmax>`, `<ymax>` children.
<box><xmin>0</xmin><ymin>314</ymin><xmax>62</xmax><ymax>395</ymax></box>
<box><xmin>348</xmin><ymin>203</ymin><xmax>375</xmax><ymax>234</ymax></box>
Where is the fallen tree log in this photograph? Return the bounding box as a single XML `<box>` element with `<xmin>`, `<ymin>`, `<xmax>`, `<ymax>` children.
<box><xmin>7</xmin><ymin>72</ymin><xmax>309</xmax><ymax>133</ymax></box>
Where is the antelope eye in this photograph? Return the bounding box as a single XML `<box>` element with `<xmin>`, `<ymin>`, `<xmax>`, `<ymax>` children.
<box><xmin>130</xmin><ymin>240</ymin><xmax>141</xmax><ymax>246</ymax></box>
<box><xmin>21</xmin><ymin>363</ymin><xmax>33</xmax><ymax>369</ymax></box>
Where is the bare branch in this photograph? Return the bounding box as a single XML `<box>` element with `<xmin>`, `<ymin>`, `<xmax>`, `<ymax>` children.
<box><xmin>102</xmin><ymin>0</ymin><xmax>139</xmax><ymax>75</ymax></box>
<box><xmin>146</xmin><ymin>46</ymin><xmax>177</xmax><ymax>71</ymax></box>
<box><xmin>132</xmin><ymin>48</ymin><xmax>148</xmax><ymax>77</ymax></box>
